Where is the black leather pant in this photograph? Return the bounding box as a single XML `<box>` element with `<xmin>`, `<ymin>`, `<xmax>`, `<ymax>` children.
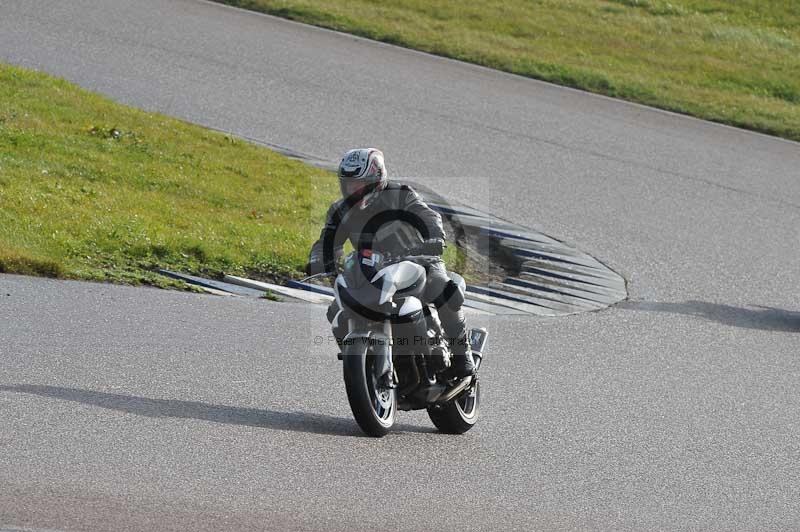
<box><xmin>422</xmin><ymin>260</ymin><xmax>469</xmax><ymax>356</ymax></box>
<box><xmin>327</xmin><ymin>259</ymin><xmax>469</xmax><ymax>355</ymax></box>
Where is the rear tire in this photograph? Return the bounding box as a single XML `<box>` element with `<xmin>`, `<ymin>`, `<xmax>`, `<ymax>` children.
<box><xmin>343</xmin><ymin>346</ymin><xmax>396</xmax><ymax>437</ymax></box>
<box><xmin>427</xmin><ymin>379</ymin><xmax>480</xmax><ymax>434</ymax></box>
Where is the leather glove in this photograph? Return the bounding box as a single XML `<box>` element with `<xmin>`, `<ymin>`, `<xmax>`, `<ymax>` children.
<box><xmin>305</xmin><ymin>258</ymin><xmax>324</xmax><ymax>275</ymax></box>
<box><xmin>306</xmin><ymin>258</ymin><xmax>336</xmax><ymax>276</ymax></box>
<box><xmin>417</xmin><ymin>238</ymin><xmax>445</xmax><ymax>256</ymax></box>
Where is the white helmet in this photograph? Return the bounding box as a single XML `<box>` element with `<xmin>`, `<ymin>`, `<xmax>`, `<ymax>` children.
<box><xmin>338</xmin><ymin>148</ymin><xmax>387</xmax><ymax>207</ymax></box>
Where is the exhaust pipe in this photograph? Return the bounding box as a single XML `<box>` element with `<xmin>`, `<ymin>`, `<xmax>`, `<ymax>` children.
<box><xmin>437</xmin><ymin>375</ymin><xmax>473</xmax><ymax>403</ymax></box>
<box><xmin>469</xmin><ymin>327</ymin><xmax>488</xmax><ymax>370</ymax></box>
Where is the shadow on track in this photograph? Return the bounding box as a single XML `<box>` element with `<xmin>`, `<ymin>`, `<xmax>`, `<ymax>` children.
<box><xmin>0</xmin><ymin>384</ymin><xmax>435</xmax><ymax>436</ymax></box>
<box><xmin>621</xmin><ymin>300</ymin><xmax>800</xmax><ymax>332</ymax></box>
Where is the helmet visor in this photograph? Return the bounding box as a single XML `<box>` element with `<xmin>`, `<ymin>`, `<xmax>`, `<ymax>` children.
<box><xmin>340</xmin><ymin>178</ymin><xmax>379</xmax><ymax>201</ymax></box>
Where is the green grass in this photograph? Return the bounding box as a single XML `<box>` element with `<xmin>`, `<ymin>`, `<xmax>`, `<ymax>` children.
<box><xmin>0</xmin><ymin>63</ymin><xmax>473</xmax><ymax>289</ymax></box>
<box><xmin>217</xmin><ymin>0</ymin><xmax>800</xmax><ymax>141</ymax></box>
<box><xmin>0</xmin><ymin>63</ymin><xmax>338</xmax><ymax>287</ymax></box>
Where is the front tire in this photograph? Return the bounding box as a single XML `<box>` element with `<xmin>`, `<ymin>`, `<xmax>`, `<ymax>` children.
<box><xmin>427</xmin><ymin>378</ymin><xmax>480</xmax><ymax>434</ymax></box>
<box><xmin>343</xmin><ymin>345</ymin><xmax>396</xmax><ymax>437</ymax></box>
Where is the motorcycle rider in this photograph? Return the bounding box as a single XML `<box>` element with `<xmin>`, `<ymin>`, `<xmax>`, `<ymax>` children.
<box><xmin>306</xmin><ymin>148</ymin><xmax>476</xmax><ymax>379</ymax></box>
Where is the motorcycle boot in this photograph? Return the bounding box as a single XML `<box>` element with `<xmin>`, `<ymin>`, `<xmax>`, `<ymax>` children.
<box><xmin>442</xmin><ymin>330</ymin><xmax>476</xmax><ymax>380</ymax></box>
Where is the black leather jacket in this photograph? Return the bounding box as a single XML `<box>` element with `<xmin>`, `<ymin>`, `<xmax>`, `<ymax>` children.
<box><xmin>309</xmin><ymin>183</ymin><xmax>446</xmax><ymax>272</ymax></box>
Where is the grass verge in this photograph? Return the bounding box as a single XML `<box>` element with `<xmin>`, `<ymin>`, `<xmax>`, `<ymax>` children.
<box><xmin>216</xmin><ymin>0</ymin><xmax>800</xmax><ymax>142</ymax></box>
<box><xmin>0</xmin><ymin>63</ymin><xmax>338</xmax><ymax>287</ymax></box>
<box><xmin>0</xmin><ymin>63</ymin><xmax>474</xmax><ymax>289</ymax></box>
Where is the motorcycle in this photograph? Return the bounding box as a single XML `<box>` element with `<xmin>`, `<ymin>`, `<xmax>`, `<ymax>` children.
<box><xmin>315</xmin><ymin>243</ymin><xmax>488</xmax><ymax>437</ymax></box>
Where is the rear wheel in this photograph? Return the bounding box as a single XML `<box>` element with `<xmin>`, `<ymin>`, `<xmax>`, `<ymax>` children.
<box><xmin>427</xmin><ymin>378</ymin><xmax>480</xmax><ymax>434</ymax></box>
<box><xmin>343</xmin><ymin>346</ymin><xmax>396</xmax><ymax>437</ymax></box>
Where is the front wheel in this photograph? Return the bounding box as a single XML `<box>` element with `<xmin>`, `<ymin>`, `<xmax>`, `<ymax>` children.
<box><xmin>427</xmin><ymin>378</ymin><xmax>480</xmax><ymax>434</ymax></box>
<box><xmin>343</xmin><ymin>345</ymin><xmax>396</xmax><ymax>437</ymax></box>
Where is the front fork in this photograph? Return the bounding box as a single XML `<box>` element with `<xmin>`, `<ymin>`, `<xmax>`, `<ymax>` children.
<box><xmin>346</xmin><ymin>318</ymin><xmax>394</xmax><ymax>386</ymax></box>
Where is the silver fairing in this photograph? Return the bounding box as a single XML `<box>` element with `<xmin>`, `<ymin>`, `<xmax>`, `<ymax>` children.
<box><xmin>398</xmin><ymin>296</ymin><xmax>423</xmax><ymax>317</ymax></box>
<box><xmin>371</xmin><ymin>261</ymin><xmax>426</xmax><ymax>305</ymax></box>
<box><xmin>334</xmin><ymin>275</ymin><xmax>347</xmax><ymax>309</ymax></box>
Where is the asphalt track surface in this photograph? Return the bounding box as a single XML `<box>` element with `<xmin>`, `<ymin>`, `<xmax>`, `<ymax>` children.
<box><xmin>1</xmin><ymin>1</ymin><xmax>799</xmax><ymax>530</ymax></box>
